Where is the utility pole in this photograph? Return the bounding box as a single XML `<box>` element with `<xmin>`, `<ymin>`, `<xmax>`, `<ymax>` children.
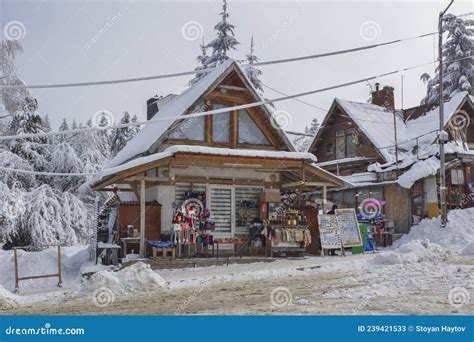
<box><xmin>393</xmin><ymin>107</ymin><xmax>399</xmax><ymax>172</ymax></box>
<box><xmin>438</xmin><ymin>0</ymin><xmax>454</xmax><ymax>227</ymax></box>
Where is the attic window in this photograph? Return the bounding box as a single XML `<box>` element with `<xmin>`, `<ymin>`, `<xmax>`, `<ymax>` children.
<box><xmin>238</xmin><ymin>109</ymin><xmax>270</xmax><ymax>145</ymax></box>
<box><xmin>212</xmin><ymin>104</ymin><xmax>230</xmax><ymax>143</ymax></box>
<box><xmin>326</xmin><ymin>143</ymin><xmax>334</xmax><ymax>154</ymax></box>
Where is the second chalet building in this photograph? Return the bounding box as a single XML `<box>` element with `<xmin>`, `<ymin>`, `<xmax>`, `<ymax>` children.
<box><xmin>309</xmin><ymin>84</ymin><xmax>474</xmax><ymax>234</ymax></box>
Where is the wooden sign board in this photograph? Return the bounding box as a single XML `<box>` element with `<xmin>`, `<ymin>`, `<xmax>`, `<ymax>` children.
<box><xmin>318</xmin><ymin>215</ymin><xmax>341</xmax><ymax>249</ymax></box>
<box><xmin>335</xmin><ymin>208</ymin><xmax>363</xmax><ymax>248</ymax></box>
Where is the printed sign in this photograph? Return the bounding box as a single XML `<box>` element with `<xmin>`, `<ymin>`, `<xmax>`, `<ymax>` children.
<box><xmin>335</xmin><ymin>209</ymin><xmax>363</xmax><ymax>248</ymax></box>
<box><xmin>318</xmin><ymin>215</ymin><xmax>341</xmax><ymax>249</ymax></box>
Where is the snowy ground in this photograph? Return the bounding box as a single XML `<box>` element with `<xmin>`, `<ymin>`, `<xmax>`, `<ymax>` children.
<box><xmin>1</xmin><ymin>208</ymin><xmax>473</xmax><ymax>315</ymax></box>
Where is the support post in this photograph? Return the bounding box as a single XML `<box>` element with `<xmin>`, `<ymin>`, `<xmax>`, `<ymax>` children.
<box><xmin>322</xmin><ymin>185</ymin><xmax>327</xmax><ymax>214</ymax></box>
<box><xmin>13</xmin><ymin>248</ymin><xmax>19</xmax><ymax>292</ymax></box>
<box><xmin>57</xmin><ymin>246</ymin><xmax>63</xmax><ymax>287</ymax></box>
<box><xmin>140</xmin><ymin>179</ymin><xmax>146</xmax><ymax>258</ymax></box>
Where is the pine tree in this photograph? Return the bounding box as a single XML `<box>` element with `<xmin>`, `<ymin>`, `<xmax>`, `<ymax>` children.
<box><xmin>7</xmin><ymin>96</ymin><xmax>50</xmax><ymax>170</ymax></box>
<box><xmin>57</xmin><ymin>118</ymin><xmax>69</xmax><ymax>143</ymax></box>
<box><xmin>189</xmin><ymin>38</ymin><xmax>210</xmax><ymax>86</ymax></box>
<box><xmin>110</xmin><ymin>111</ymin><xmax>140</xmax><ymax>156</ymax></box>
<box><xmin>0</xmin><ymin>40</ymin><xmax>30</xmax><ymax>115</ymax></box>
<box><xmin>205</xmin><ymin>0</ymin><xmax>239</xmax><ymax>67</ymax></box>
<box><xmin>48</xmin><ymin>142</ymin><xmax>85</xmax><ymax>192</ymax></box>
<box><xmin>292</xmin><ymin>118</ymin><xmax>320</xmax><ymax>152</ymax></box>
<box><xmin>420</xmin><ymin>14</ymin><xmax>473</xmax><ymax>104</ymax></box>
<box><xmin>244</xmin><ymin>36</ymin><xmax>263</xmax><ymax>94</ymax></box>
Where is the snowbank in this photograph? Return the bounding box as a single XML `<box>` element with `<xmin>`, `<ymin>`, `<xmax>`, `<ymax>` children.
<box><xmin>0</xmin><ymin>245</ymin><xmax>90</xmax><ymax>293</ymax></box>
<box><xmin>79</xmin><ymin>262</ymin><xmax>167</xmax><ymax>296</ymax></box>
<box><xmin>372</xmin><ymin>208</ymin><xmax>474</xmax><ymax>265</ymax></box>
<box><xmin>0</xmin><ymin>285</ymin><xmax>17</xmax><ymax>309</ymax></box>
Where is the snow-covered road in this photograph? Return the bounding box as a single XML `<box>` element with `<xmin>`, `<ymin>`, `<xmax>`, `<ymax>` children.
<box><xmin>1</xmin><ymin>208</ymin><xmax>473</xmax><ymax>315</ymax></box>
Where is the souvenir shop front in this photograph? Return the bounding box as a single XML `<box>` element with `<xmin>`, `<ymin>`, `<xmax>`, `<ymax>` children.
<box><xmin>92</xmin><ymin>147</ymin><xmax>345</xmax><ymax>259</ymax></box>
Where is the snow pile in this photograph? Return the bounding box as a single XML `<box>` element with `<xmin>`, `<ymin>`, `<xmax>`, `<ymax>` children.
<box><xmin>373</xmin><ymin>208</ymin><xmax>474</xmax><ymax>265</ymax></box>
<box><xmin>373</xmin><ymin>240</ymin><xmax>452</xmax><ymax>265</ymax></box>
<box><xmin>0</xmin><ymin>245</ymin><xmax>90</xmax><ymax>293</ymax></box>
<box><xmin>461</xmin><ymin>242</ymin><xmax>474</xmax><ymax>256</ymax></box>
<box><xmin>80</xmin><ymin>262</ymin><xmax>167</xmax><ymax>296</ymax></box>
<box><xmin>397</xmin><ymin>156</ymin><xmax>439</xmax><ymax>189</ymax></box>
<box><xmin>0</xmin><ymin>285</ymin><xmax>17</xmax><ymax>309</ymax></box>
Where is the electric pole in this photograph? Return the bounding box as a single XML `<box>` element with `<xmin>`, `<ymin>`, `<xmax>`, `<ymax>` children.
<box><xmin>438</xmin><ymin>0</ymin><xmax>454</xmax><ymax>227</ymax></box>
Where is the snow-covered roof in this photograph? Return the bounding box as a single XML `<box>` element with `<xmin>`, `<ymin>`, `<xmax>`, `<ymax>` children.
<box><xmin>405</xmin><ymin>91</ymin><xmax>471</xmax><ymax>142</ymax></box>
<box><xmin>334</xmin><ymin>98</ymin><xmax>408</xmax><ymax>162</ymax></box>
<box><xmin>315</xmin><ymin>156</ymin><xmax>373</xmax><ymax>167</ymax></box>
<box><xmin>93</xmin><ymin>145</ymin><xmax>319</xmax><ymax>186</ymax></box>
<box><xmin>107</xmin><ymin>59</ymin><xmax>296</xmax><ymax>169</ymax></box>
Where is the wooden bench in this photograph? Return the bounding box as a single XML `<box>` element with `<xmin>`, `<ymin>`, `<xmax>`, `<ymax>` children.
<box><xmin>152</xmin><ymin>246</ymin><xmax>176</xmax><ymax>259</ymax></box>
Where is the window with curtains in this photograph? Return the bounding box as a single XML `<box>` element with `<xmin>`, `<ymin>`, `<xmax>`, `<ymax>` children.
<box><xmin>212</xmin><ymin>104</ymin><xmax>231</xmax><ymax>143</ymax></box>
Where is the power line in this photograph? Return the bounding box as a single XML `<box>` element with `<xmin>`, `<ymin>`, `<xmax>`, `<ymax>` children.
<box><xmin>0</xmin><ymin>56</ymin><xmax>471</xmax><ymax>142</ymax></box>
<box><xmin>0</xmin><ymin>166</ymin><xmax>95</xmax><ymax>177</ymax></box>
<box><xmin>0</xmin><ymin>31</ymin><xmax>437</xmax><ymax>90</ymax></box>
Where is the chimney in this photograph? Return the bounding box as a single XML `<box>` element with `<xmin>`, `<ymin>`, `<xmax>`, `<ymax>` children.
<box><xmin>147</xmin><ymin>95</ymin><xmax>161</xmax><ymax>120</ymax></box>
<box><xmin>371</xmin><ymin>84</ymin><xmax>395</xmax><ymax>109</ymax></box>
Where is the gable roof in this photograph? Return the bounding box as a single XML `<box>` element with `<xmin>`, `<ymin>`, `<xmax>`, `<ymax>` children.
<box><xmin>107</xmin><ymin>59</ymin><xmax>296</xmax><ymax>168</ymax></box>
<box><xmin>310</xmin><ymin>91</ymin><xmax>473</xmax><ymax>164</ymax></box>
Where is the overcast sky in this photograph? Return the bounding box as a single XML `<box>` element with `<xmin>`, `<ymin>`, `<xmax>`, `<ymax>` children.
<box><xmin>1</xmin><ymin>0</ymin><xmax>473</xmax><ymax>132</ymax></box>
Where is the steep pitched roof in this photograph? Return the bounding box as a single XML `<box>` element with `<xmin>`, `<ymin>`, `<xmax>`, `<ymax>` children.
<box><xmin>107</xmin><ymin>59</ymin><xmax>295</xmax><ymax>168</ymax></box>
<box><xmin>310</xmin><ymin>92</ymin><xmax>472</xmax><ymax>164</ymax></box>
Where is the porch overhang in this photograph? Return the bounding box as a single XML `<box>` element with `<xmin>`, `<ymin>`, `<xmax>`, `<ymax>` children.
<box><xmin>91</xmin><ymin>146</ymin><xmax>344</xmax><ymax>191</ymax></box>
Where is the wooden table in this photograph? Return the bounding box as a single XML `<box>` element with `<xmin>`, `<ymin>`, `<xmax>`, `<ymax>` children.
<box><xmin>120</xmin><ymin>237</ymin><xmax>140</xmax><ymax>257</ymax></box>
<box><xmin>97</xmin><ymin>242</ymin><xmax>121</xmax><ymax>265</ymax></box>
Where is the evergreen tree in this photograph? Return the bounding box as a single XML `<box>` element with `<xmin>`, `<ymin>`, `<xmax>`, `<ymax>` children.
<box><xmin>48</xmin><ymin>142</ymin><xmax>85</xmax><ymax>192</ymax></box>
<box><xmin>7</xmin><ymin>96</ymin><xmax>50</xmax><ymax>170</ymax></box>
<box><xmin>205</xmin><ymin>0</ymin><xmax>239</xmax><ymax>67</ymax></box>
<box><xmin>292</xmin><ymin>118</ymin><xmax>320</xmax><ymax>152</ymax></box>
<box><xmin>420</xmin><ymin>14</ymin><xmax>473</xmax><ymax>104</ymax></box>
<box><xmin>0</xmin><ymin>40</ymin><xmax>30</xmax><ymax>115</ymax></box>
<box><xmin>244</xmin><ymin>36</ymin><xmax>263</xmax><ymax>94</ymax></box>
<box><xmin>110</xmin><ymin>111</ymin><xmax>141</xmax><ymax>156</ymax></box>
<box><xmin>57</xmin><ymin>118</ymin><xmax>69</xmax><ymax>143</ymax></box>
<box><xmin>189</xmin><ymin>38</ymin><xmax>210</xmax><ymax>86</ymax></box>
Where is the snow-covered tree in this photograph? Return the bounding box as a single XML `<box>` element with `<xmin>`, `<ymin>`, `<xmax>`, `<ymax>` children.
<box><xmin>244</xmin><ymin>36</ymin><xmax>263</xmax><ymax>94</ymax></box>
<box><xmin>420</xmin><ymin>14</ymin><xmax>473</xmax><ymax>104</ymax></box>
<box><xmin>0</xmin><ymin>41</ymin><xmax>30</xmax><ymax>115</ymax></box>
<box><xmin>7</xmin><ymin>96</ymin><xmax>50</xmax><ymax>171</ymax></box>
<box><xmin>189</xmin><ymin>38</ymin><xmax>210</xmax><ymax>86</ymax></box>
<box><xmin>205</xmin><ymin>0</ymin><xmax>239</xmax><ymax>67</ymax></box>
<box><xmin>0</xmin><ymin>150</ymin><xmax>36</xmax><ymax>189</ymax></box>
<box><xmin>292</xmin><ymin>118</ymin><xmax>320</xmax><ymax>152</ymax></box>
<box><xmin>48</xmin><ymin>142</ymin><xmax>85</xmax><ymax>191</ymax></box>
<box><xmin>110</xmin><ymin>111</ymin><xmax>140</xmax><ymax>156</ymax></box>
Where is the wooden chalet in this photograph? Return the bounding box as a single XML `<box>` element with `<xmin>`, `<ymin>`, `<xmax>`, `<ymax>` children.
<box><xmin>91</xmin><ymin>59</ymin><xmax>344</xmax><ymax>257</ymax></box>
<box><xmin>309</xmin><ymin>83</ymin><xmax>474</xmax><ymax>234</ymax></box>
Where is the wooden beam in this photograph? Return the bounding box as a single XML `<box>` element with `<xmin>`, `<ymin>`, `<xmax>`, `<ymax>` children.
<box><xmin>139</xmin><ymin>179</ymin><xmax>146</xmax><ymax>258</ymax></box>
<box><xmin>281</xmin><ymin>181</ymin><xmax>335</xmax><ymax>189</ymax></box>
<box><xmin>322</xmin><ymin>185</ymin><xmax>327</xmax><ymax>214</ymax></box>
<box><xmin>219</xmin><ymin>84</ymin><xmax>248</xmax><ymax>92</ymax></box>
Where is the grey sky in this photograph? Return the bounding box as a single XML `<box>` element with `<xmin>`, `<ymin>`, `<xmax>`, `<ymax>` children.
<box><xmin>1</xmin><ymin>0</ymin><xmax>473</xmax><ymax>132</ymax></box>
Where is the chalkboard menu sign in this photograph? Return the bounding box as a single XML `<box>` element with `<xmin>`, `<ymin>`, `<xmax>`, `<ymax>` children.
<box><xmin>318</xmin><ymin>215</ymin><xmax>341</xmax><ymax>249</ymax></box>
<box><xmin>335</xmin><ymin>209</ymin><xmax>363</xmax><ymax>247</ymax></box>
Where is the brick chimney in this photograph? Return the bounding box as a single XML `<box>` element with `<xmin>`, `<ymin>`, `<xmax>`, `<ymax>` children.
<box><xmin>371</xmin><ymin>83</ymin><xmax>395</xmax><ymax>109</ymax></box>
<box><xmin>147</xmin><ymin>95</ymin><xmax>161</xmax><ymax>120</ymax></box>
